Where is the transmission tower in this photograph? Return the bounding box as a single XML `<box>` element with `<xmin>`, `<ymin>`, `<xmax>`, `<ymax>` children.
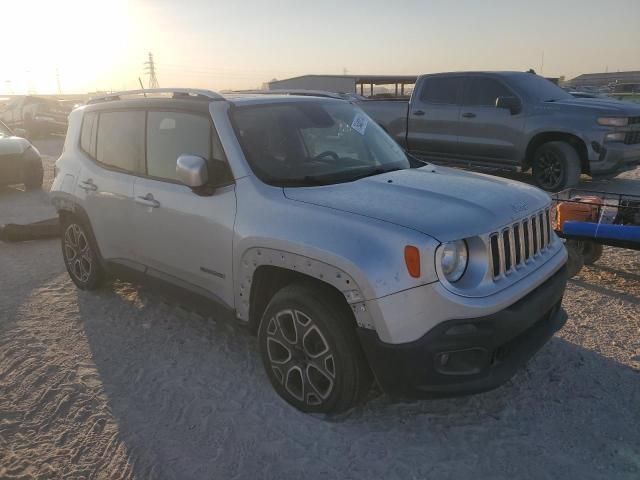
<box><xmin>144</xmin><ymin>52</ymin><xmax>159</xmax><ymax>88</ymax></box>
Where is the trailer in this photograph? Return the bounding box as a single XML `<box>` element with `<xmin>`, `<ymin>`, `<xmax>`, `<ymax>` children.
<box><xmin>551</xmin><ymin>189</ymin><xmax>640</xmax><ymax>277</ymax></box>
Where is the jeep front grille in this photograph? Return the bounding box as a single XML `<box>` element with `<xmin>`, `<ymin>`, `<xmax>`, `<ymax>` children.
<box><xmin>489</xmin><ymin>208</ymin><xmax>552</xmax><ymax>278</ymax></box>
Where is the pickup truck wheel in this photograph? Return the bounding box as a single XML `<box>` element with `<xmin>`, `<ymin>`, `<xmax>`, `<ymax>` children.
<box><xmin>258</xmin><ymin>284</ymin><xmax>372</xmax><ymax>414</ymax></box>
<box><xmin>60</xmin><ymin>215</ymin><xmax>105</xmax><ymax>290</ymax></box>
<box><xmin>532</xmin><ymin>141</ymin><xmax>581</xmax><ymax>192</ymax></box>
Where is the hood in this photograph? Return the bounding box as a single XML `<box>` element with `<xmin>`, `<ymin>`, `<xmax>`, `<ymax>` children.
<box><xmin>0</xmin><ymin>136</ymin><xmax>32</xmax><ymax>156</ymax></box>
<box><xmin>548</xmin><ymin>97</ymin><xmax>640</xmax><ymax>115</ymax></box>
<box><xmin>284</xmin><ymin>166</ymin><xmax>550</xmax><ymax>242</ymax></box>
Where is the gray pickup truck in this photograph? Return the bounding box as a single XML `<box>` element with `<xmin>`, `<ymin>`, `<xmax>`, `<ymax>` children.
<box><xmin>361</xmin><ymin>72</ymin><xmax>640</xmax><ymax>191</ymax></box>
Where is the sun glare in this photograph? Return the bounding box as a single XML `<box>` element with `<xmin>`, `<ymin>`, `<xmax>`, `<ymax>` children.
<box><xmin>2</xmin><ymin>0</ymin><xmax>138</xmax><ymax>94</ymax></box>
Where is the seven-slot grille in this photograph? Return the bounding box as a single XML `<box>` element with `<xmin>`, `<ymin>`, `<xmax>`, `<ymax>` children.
<box><xmin>489</xmin><ymin>208</ymin><xmax>552</xmax><ymax>278</ymax></box>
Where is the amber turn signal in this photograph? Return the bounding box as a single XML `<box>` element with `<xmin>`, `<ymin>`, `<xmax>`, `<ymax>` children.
<box><xmin>404</xmin><ymin>245</ymin><xmax>421</xmax><ymax>278</ymax></box>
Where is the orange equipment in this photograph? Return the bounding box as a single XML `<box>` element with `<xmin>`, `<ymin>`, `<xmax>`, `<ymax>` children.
<box><xmin>555</xmin><ymin>195</ymin><xmax>603</xmax><ymax>230</ymax></box>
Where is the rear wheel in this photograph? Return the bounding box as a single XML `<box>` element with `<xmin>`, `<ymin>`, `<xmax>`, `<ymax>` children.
<box><xmin>532</xmin><ymin>141</ymin><xmax>581</xmax><ymax>192</ymax></box>
<box><xmin>60</xmin><ymin>215</ymin><xmax>105</xmax><ymax>290</ymax></box>
<box><xmin>258</xmin><ymin>283</ymin><xmax>372</xmax><ymax>414</ymax></box>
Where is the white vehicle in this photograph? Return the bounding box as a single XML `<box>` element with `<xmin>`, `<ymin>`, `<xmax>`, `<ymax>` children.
<box><xmin>50</xmin><ymin>89</ymin><xmax>568</xmax><ymax>413</ymax></box>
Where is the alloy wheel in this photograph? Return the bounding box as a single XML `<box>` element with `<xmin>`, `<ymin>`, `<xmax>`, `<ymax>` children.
<box><xmin>535</xmin><ymin>151</ymin><xmax>563</xmax><ymax>190</ymax></box>
<box><xmin>64</xmin><ymin>223</ymin><xmax>92</xmax><ymax>283</ymax></box>
<box><xmin>265</xmin><ymin>309</ymin><xmax>336</xmax><ymax>407</ymax></box>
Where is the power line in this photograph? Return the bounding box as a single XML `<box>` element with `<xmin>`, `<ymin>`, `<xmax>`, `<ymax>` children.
<box><xmin>144</xmin><ymin>52</ymin><xmax>159</xmax><ymax>88</ymax></box>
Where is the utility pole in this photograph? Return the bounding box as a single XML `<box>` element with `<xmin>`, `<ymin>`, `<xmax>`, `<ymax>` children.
<box><xmin>540</xmin><ymin>51</ymin><xmax>544</xmax><ymax>75</ymax></box>
<box><xmin>144</xmin><ymin>52</ymin><xmax>159</xmax><ymax>89</ymax></box>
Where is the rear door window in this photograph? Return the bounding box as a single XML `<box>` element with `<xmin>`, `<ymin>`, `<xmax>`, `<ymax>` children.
<box><xmin>96</xmin><ymin>111</ymin><xmax>145</xmax><ymax>173</ymax></box>
<box><xmin>419</xmin><ymin>76</ymin><xmax>464</xmax><ymax>104</ymax></box>
<box><xmin>464</xmin><ymin>77</ymin><xmax>513</xmax><ymax>106</ymax></box>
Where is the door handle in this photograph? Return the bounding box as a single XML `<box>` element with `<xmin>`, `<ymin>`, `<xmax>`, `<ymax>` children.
<box><xmin>462</xmin><ymin>112</ymin><xmax>476</xmax><ymax>118</ymax></box>
<box><xmin>413</xmin><ymin>110</ymin><xmax>425</xmax><ymax>116</ymax></box>
<box><xmin>136</xmin><ymin>193</ymin><xmax>160</xmax><ymax>208</ymax></box>
<box><xmin>78</xmin><ymin>178</ymin><xmax>98</xmax><ymax>191</ymax></box>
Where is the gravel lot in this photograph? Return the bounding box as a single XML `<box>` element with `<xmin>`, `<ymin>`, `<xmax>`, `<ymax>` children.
<box><xmin>1</xmin><ymin>138</ymin><xmax>639</xmax><ymax>479</ymax></box>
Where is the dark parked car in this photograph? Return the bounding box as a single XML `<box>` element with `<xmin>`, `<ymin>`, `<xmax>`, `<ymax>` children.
<box><xmin>360</xmin><ymin>72</ymin><xmax>640</xmax><ymax>191</ymax></box>
<box><xmin>0</xmin><ymin>120</ymin><xmax>44</xmax><ymax>189</ymax></box>
<box><xmin>0</xmin><ymin>95</ymin><xmax>69</xmax><ymax>140</ymax></box>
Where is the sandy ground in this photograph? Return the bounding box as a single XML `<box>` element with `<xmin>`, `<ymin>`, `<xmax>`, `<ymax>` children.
<box><xmin>1</xmin><ymin>138</ymin><xmax>639</xmax><ymax>479</ymax></box>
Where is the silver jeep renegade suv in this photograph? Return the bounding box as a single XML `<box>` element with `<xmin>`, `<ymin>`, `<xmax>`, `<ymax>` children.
<box><xmin>50</xmin><ymin>89</ymin><xmax>568</xmax><ymax>413</ymax></box>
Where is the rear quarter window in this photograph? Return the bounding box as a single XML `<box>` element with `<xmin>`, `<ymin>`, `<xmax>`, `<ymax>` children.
<box><xmin>80</xmin><ymin>111</ymin><xmax>97</xmax><ymax>157</ymax></box>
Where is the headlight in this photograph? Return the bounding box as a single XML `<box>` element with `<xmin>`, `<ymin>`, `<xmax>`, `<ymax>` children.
<box><xmin>440</xmin><ymin>240</ymin><xmax>468</xmax><ymax>283</ymax></box>
<box><xmin>597</xmin><ymin>117</ymin><xmax>628</xmax><ymax>127</ymax></box>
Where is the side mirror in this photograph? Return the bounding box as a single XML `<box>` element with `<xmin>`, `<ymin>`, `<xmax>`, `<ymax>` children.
<box><xmin>496</xmin><ymin>96</ymin><xmax>522</xmax><ymax>115</ymax></box>
<box><xmin>176</xmin><ymin>154</ymin><xmax>208</xmax><ymax>188</ymax></box>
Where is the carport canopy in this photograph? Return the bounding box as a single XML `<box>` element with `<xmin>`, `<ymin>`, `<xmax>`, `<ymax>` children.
<box><xmin>354</xmin><ymin>75</ymin><xmax>418</xmax><ymax>97</ymax></box>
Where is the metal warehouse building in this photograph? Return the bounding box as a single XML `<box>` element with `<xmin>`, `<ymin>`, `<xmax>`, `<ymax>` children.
<box><xmin>267</xmin><ymin>74</ymin><xmax>418</xmax><ymax>97</ymax></box>
<box><xmin>568</xmin><ymin>71</ymin><xmax>640</xmax><ymax>88</ymax></box>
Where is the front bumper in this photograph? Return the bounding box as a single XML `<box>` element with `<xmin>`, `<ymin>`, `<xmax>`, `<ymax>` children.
<box><xmin>590</xmin><ymin>141</ymin><xmax>640</xmax><ymax>176</ymax></box>
<box><xmin>358</xmin><ymin>265</ymin><xmax>568</xmax><ymax>399</ymax></box>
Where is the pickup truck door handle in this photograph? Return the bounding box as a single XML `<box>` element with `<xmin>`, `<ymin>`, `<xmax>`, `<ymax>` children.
<box><xmin>78</xmin><ymin>179</ymin><xmax>98</xmax><ymax>192</ymax></box>
<box><xmin>413</xmin><ymin>110</ymin><xmax>425</xmax><ymax>116</ymax></box>
<box><xmin>135</xmin><ymin>193</ymin><xmax>161</xmax><ymax>208</ymax></box>
<box><xmin>462</xmin><ymin>112</ymin><xmax>476</xmax><ymax>118</ymax></box>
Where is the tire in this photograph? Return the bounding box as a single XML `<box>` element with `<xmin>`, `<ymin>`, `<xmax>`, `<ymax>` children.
<box><xmin>582</xmin><ymin>241</ymin><xmax>604</xmax><ymax>265</ymax></box>
<box><xmin>60</xmin><ymin>214</ymin><xmax>105</xmax><ymax>290</ymax></box>
<box><xmin>258</xmin><ymin>283</ymin><xmax>372</xmax><ymax>414</ymax></box>
<box><xmin>532</xmin><ymin>141</ymin><xmax>581</xmax><ymax>192</ymax></box>
<box><xmin>565</xmin><ymin>240</ymin><xmax>585</xmax><ymax>278</ymax></box>
<box><xmin>24</xmin><ymin>164</ymin><xmax>44</xmax><ymax>190</ymax></box>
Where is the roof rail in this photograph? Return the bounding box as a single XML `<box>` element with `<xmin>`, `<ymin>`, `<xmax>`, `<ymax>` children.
<box><xmin>87</xmin><ymin>88</ymin><xmax>224</xmax><ymax>104</ymax></box>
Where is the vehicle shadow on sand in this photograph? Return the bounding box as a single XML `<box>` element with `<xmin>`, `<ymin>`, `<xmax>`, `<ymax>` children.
<box><xmin>76</xmin><ymin>281</ymin><xmax>640</xmax><ymax>480</ymax></box>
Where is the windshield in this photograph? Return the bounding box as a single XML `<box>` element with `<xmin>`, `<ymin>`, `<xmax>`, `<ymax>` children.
<box><xmin>511</xmin><ymin>73</ymin><xmax>573</xmax><ymax>102</ymax></box>
<box><xmin>231</xmin><ymin>101</ymin><xmax>412</xmax><ymax>186</ymax></box>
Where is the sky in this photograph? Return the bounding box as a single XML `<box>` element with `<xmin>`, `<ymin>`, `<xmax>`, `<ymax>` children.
<box><xmin>1</xmin><ymin>0</ymin><xmax>639</xmax><ymax>95</ymax></box>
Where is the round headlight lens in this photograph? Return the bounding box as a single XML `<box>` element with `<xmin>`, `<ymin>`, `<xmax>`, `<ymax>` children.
<box><xmin>440</xmin><ymin>240</ymin><xmax>468</xmax><ymax>283</ymax></box>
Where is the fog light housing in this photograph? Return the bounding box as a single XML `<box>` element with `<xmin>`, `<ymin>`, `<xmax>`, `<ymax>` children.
<box><xmin>435</xmin><ymin>348</ymin><xmax>489</xmax><ymax>375</ymax></box>
<box><xmin>604</xmin><ymin>132</ymin><xmax>625</xmax><ymax>143</ymax></box>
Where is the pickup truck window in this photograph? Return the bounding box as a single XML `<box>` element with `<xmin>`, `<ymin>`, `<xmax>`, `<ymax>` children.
<box><xmin>510</xmin><ymin>73</ymin><xmax>572</xmax><ymax>102</ymax></box>
<box><xmin>232</xmin><ymin>101</ymin><xmax>411</xmax><ymax>186</ymax></box>
<box><xmin>419</xmin><ymin>76</ymin><xmax>464</xmax><ymax>105</ymax></box>
<box><xmin>464</xmin><ymin>78</ymin><xmax>512</xmax><ymax>106</ymax></box>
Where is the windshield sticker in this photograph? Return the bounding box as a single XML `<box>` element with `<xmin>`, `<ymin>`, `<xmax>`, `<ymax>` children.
<box><xmin>351</xmin><ymin>113</ymin><xmax>369</xmax><ymax>135</ymax></box>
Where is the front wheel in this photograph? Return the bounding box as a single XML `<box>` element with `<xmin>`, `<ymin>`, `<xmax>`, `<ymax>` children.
<box><xmin>60</xmin><ymin>215</ymin><xmax>105</xmax><ymax>290</ymax></box>
<box><xmin>258</xmin><ymin>283</ymin><xmax>372</xmax><ymax>414</ymax></box>
<box><xmin>532</xmin><ymin>141</ymin><xmax>581</xmax><ymax>192</ymax></box>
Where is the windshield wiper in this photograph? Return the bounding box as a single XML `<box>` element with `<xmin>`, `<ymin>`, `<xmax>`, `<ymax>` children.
<box><xmin>350</xmin><ymin>166</ymin><xmax>404</xmax><ymax>181</ymax></box>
